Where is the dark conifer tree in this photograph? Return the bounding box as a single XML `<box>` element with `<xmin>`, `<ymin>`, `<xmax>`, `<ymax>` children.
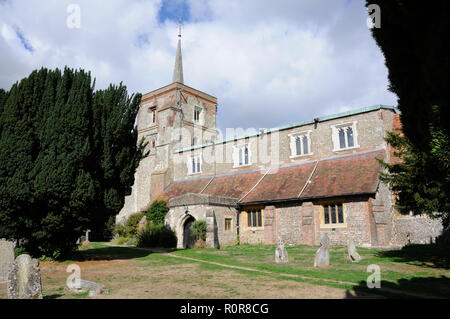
<box><xmin>367</xmin><ymin>1</ymin><xmax>450</xmax><ymax>225</ymax></box>
<box><xmin>0</xmin><ymin>67</ymin><xmax>145</xmax><ymax>258</ymax></box>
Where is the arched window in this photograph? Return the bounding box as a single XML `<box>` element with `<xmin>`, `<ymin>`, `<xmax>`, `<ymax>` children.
<box><xmin>339</xmin><ymin>128</ymin><xmax>346</xmax><ymax>149</ymax></box>
<box><xmin>347</xmin><ymin>127</ymin><xmax>354</xmax><ymax>147</ymax></box>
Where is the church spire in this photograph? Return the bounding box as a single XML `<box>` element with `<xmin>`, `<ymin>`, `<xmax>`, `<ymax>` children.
<box><xmin>172</xmin><ymin>18</ymin><xmax>184</xmax><ymax>84</ymax></box>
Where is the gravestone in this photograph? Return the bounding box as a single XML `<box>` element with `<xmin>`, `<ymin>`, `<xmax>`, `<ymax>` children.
<box><xmin>7</xmin><ymin>254</ymin><xmax>43</xmax><ymax>299</ymax></box>
<box><xmin>314</xmin><ymin>233</ymin><xmax>330</xmax><ymax>267</ymax></box>
<box><xmin>275</xmin><ymin>237</ymin><xmax>288</xmax><ymax>263</ymax></box>
<box><xmin>0</xmin><ymin>239</ymin><xmax>15</xmax><ymax>282</ymax></box>
<box><xmin>72</xmin><ymin>279</ymin><xmax>109</xmax><ymax>297</ymax></box>
<box><xmin>347</xmin><ymin>239</ymin><xmax>362</xmax><ymax>262</ymax></box>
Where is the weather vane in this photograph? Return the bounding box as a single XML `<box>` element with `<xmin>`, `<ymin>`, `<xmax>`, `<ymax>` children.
<box><xmin>177</xmin><ymin>18</ymin><xmax>183</xmax><ymax>38</ymax></box>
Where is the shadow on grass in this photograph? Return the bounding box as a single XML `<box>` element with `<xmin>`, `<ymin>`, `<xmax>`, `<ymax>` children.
<box><xmin>345</xmin><ymin>275</ymin><xmax>450</xmax><ymax>299</ymax></box>
<box><xmin>70</xmin><ymin>246</ymin><xmax>157</xmax><ymax>261</ymax></box>
<box><xmin>43</xmin><ymin>294</ymin><xmax>64</xmax><ymax>299</ymax></box>
<box><xmin>376</xmin><ymin>244</ymin><xmax>450</xmax><ymax>269</ymax></box>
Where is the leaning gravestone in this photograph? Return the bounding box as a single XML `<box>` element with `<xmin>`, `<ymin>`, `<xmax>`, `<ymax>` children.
<box><xmin>314</xmin><ymin>233</ymin><xmax>330</xmax><ymax>267</ymax></box>
<box><xmin>7</xmin><ymin>254</ymin><xmax>43</xmax><ymax>299</ymax></box>
<box><xmin>0</xmin><ymin>239</ymin><xmax>15</xmax><ymax>282</ymax></box>
<box><xmin>347</xmin><ymin>239</ymin><xmax>362</xmax><ymax>262</ymax></box>
<box><xmin>275</xmin><ymin>237</ymin><xmax>288</xmax><ymax>263</ymax></box>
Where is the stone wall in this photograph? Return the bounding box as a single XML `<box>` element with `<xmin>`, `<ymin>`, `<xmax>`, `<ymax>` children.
<box><xmin>391</xmin><ymin>215</ymin><xmax>444</xmax><ymax>246</ymax></box>
<box><xmin>173</xmin><ymin>108</ymin><xmax>396</xmax><ymax>181</ymax></box>
<box><xmin>166</xmin><ymin>193</ymin><xmax>237</xmax><ymax>248</ymax></box>
<box><xmin>117</xmin><ymin>83</ymin><xmax>218</xmax><ymax>223</ymax></box>
<box><xmin>239</xmin><ymin>198</ymin><xmax>374</xmax><ymax>247</ymax></box>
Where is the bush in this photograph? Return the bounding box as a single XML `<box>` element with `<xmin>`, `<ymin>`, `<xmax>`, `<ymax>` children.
<box><xmin>190</xmin><ymin>220</ymin><xmax>206</xmax><ymax>241</ymax></box>
<box><xmin>137</xmin><ymin>223</ymin><xmax>177</xmax><ymax>248</ymax></box>
<box><xmin>145</xmin><ymin>200</ymin><xmax>169</xmax><ymax>225</ymax></box>
<box><xmin>114</xmin><ymin>212</ymin><xmax>145</xmax><ymax>240</ymax></box>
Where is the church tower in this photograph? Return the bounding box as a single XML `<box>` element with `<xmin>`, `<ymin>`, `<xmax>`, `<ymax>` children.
<box><xmin>116</xmin><ymin>27</ymin><xmax>219</xmax><ymax>223</ymax></box>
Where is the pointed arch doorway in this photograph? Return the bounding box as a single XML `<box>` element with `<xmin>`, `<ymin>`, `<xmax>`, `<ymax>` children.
<box><xmin>182</xmin><ymin>215</ymin><xmax>196</xmax><ymax>249</ymax></box>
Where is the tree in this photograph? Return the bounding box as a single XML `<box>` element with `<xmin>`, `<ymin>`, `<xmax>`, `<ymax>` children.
<box><xmin>145</xmin><ymin>200</ymin><xmax>169</xmax><ymax>225</ymax></box>
<box><xmin>0</xmin><ymin>67</ymin><xmax>146</xmax><ymax>258</ymax></box>
<box><xmin>379</xmin><ymin>106</ymin><xmax>450</xmax><ymax>226</ymax></box>
<box><xmin>367</xmin><ymin>0</ymin><xmax>450</xmax><ymax>149</ymax></box>
<box><xmin>89</xmin><ymin>83</ymin><xmax>147</xmax><ymax>238</ymax></box>
<box><xmin>367</xmin><ymin>1</ymin><xmax>450</xmax><ymax>225</ymax></box>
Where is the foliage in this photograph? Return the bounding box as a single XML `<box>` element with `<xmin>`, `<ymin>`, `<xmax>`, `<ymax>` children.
<box><xmin>0</xmin><ymin>67</ymin><xmax>147</xmax><ymax>259</ymax></box>
<box><xmin>145</xmin><ymin>200</ymin><xmax>169</xmax><ymax>225</ymax></box>
<box><xmin>137</xmin><ymin>223</ymin><xmax>177</xmax><ymax>248</ymax></box>
<box><xmin>367</xmin><ymin>1</ymin><xmax>450</xmax><ymax>223</ymax></box>
<box><xmin>124</xmin><ymin>212</ymin><xmax>145</xmax><ymax>238</ymax></box>
<box><xmin>379</xmin><ymin>107</ymin><xmax>450</xmax><ymax>226</ymax></box>
<box><xmin>190</xmin><ymin>220</ymin><xmax>206</xmax><ymax>242</ymax></box>
<box><xmin>367</xmin><ymin>0</ymin><xmax>449</xmax><ymax>149</ymax></box>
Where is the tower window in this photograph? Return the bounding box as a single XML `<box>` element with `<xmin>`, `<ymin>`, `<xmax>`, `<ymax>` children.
<box><xmin>194</xmin><ymin>107</ymin><xmax>201</xmax><ymax>123</ymax></box>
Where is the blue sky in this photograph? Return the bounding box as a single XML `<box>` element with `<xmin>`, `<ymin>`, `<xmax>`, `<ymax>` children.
<box><xmin>158</xmin><ymin>0</ymin><xmax>190</xmax><ymax>23</ymax></box>
<box><xmin>0</xmin><ymin>0</ymin><xmax>396</xmax><ymax>133</ymax></box>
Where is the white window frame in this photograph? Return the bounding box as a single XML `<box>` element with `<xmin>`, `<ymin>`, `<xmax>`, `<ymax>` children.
<box><xmin>232</xmin><ymin>143</ymin><xmax>252</xmax><ymax>168</ymax></box>
<box><xmin>289</xmin><ymin>130</ymin><xmax>313</xmax><ymax>158</ymax></box>
<box><xmin>187</xmin><ymin>154</ymin><xmax>202</xmax><ymax>175</ymax></box>
<box><xmin>331</xmin><ymin>121</ymin><xmax>360</xmax><ymax>152</ymax></box>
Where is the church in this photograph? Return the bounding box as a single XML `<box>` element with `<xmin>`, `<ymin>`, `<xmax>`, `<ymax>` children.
<box><xmin>116</xmin><ymin>34</ymin><xmax>443</xmax><ymax>249</ymax></box>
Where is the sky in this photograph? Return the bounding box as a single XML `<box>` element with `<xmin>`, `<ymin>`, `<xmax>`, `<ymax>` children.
<box><xmin>0</xmin><ymin>0</ymin><xmax>397</xmax><ymax>133</ymax></box>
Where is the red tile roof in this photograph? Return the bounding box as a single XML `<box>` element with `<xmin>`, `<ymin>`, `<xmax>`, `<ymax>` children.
<box><xmin>159</xmin><ymin>150</ymin><xmax>385</xmax><ymax>205</ymax></box>
<box><xmin>202</xmin><ymin>170</ymin><xmax>265</xmax><ymax>199</ymax></box>
<box><xmin>300</xmin><ymin>150</ymin><xmax>384</xmax><ymax>200</ymax></box>
<box><xmin>240</xmin><ymin>162</ymin><xmax>317</xmax><ymax>203</ymax></box>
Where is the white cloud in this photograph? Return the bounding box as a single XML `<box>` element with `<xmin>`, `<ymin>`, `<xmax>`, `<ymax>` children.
<box><xmin>0</xmin><ymin>0</ymin><xmax>396</xmax><ymax>132</ymax></box>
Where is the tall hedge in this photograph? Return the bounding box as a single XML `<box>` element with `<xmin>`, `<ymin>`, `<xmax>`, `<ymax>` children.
<box><xmin>0</xmin><ymin>67</ymin><xmax>147</xmax><ymax>258</ymax></box>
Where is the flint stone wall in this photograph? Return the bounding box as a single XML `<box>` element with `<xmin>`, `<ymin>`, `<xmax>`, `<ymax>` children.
<box><xmin>0</xmin><ymin>239</ymin><xmax>15</xmax><ymax>282</ymax></box>
<box><xmin>392</xmin><ymin>215</ymin><xmax>444</xmax><ymax>246</ymax></box>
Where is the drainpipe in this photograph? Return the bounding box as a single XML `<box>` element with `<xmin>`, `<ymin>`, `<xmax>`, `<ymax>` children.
<box><xmin>235</xmin><ymin>204</ymin><xmax>241</xmax><ymax>245</ymax></box>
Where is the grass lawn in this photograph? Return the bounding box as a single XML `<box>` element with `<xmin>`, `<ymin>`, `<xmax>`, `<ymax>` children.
<box><xmin>38</xmin><ymin>242</ymin><xmax>450</xmax><ymax>299</ymax></box>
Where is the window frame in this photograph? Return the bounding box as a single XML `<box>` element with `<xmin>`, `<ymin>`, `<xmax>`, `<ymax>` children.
<box><xmin>244</xmin><ymin>208</ymin><xmax>264</xmax><ymax>230</ymax></box>
<box><xmin>233</xmin><ymin>143</ymin><xmax>252</xmax><ymax>168</ymax></box>
<box><xmin>331</xmin><ymin>121</ymin><xmax>360</xmax><ymax>152</ymax></box>
<box><xmin>289</xmin><ymin>130</ymin><xmax>313</xmax><ymax>158</ymax></box>
<box><xmin>224</xmin><ymin>218</ymin><xmax>233</xmax><ymax>232</ymax></box>
<box><xmin>193</xmin><ymin>106</ymin><xmax>202</xmax><ymax>124</ymax></box>
<box><xmin>320</xmin><ymin>202</ymin><xmax>347</xmax><ymax>229</ymax></box>
<box><xmin>187</xmin><ymin>154</ymin><xmax>202</xmax><ymax>175</ymax></box>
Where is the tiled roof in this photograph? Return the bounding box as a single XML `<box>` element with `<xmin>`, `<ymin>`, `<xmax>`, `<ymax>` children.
<box><xmin>158</xmin><ymin>177</ymin><xmax>212</xmax><ymax>202</ymax></box>
<box><xmin>299</xmin><ymin>150</ymin><xmax>384</xmax><ymax>200</ymax></box>
<box><xmin>240</xmin><ymin>162</ymin><xmax>317</xmax><ymax>203</ymax></box>
<box><xmin>159</xmin><ymin>149</ymin><xmax>385</xmax><ymax>205</ymax></box>
<box><xmin>201</xmin><ymin>170</ymin><xmax>265</xmax><ymax>199</ymax></box>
